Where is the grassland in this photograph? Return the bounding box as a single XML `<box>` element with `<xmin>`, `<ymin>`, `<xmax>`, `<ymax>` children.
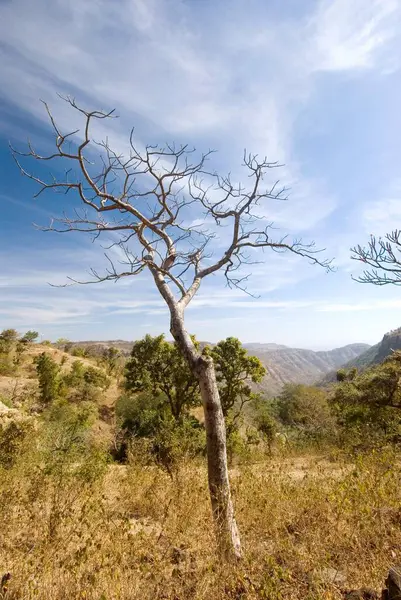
<box><xmin>1</xmin><ymin>447</ymin><xmax>400</xmax><ymax>599</ymax></box>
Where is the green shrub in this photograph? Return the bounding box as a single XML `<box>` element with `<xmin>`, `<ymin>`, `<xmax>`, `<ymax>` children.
<box><xmin>34</xmin><ymin>352</ymin><xmax>62</xmax><ymax>407</ymax></box>
<box><xmin>332</xmin><ymin>352</ymin><xmax>401</xmax><ymax>448</ymax></box>
<box><xmin>62</xmin><ymin>361</ymin><xmax>110</xmax><ymax>403</ymax></box>
<box><xmin>115</xmin><ymin>392</ymin><xmax>205</xmax><ymax>469</ymax></box>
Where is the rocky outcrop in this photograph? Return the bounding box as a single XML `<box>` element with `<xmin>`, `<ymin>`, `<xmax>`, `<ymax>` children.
<box><xmin>321</xmin><ymin>327</ymin><xmax>401</xmax><ymax>384</ymax></box>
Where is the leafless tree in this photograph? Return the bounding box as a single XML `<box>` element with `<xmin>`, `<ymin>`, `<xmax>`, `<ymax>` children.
<box><xmin>11</xmin><ymin>96</ymin><xmax>332</xmax><ymax>560</ymax></box>
<box><xmin>351</xmin><ymin>230</ymin><xmax>401</xmax><ymax>285</ymax></box>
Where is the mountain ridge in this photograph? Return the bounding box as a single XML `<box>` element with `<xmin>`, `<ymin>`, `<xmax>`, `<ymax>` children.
<box><xmin>252</xmin><ymin>343</ymin><xmax>370</xmax><ymax>396</ymax></box>
<box><xmin>320</xmin><ymin>327</ymin><xmax>401</xmax><ymax>384</ymax></box>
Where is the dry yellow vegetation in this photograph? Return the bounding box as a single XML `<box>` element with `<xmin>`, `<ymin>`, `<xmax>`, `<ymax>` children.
<box><xmin>1</xmin><ymin>445</ymin><xmax>400</xmax><ymax>599</ymax></box>
<box><xmin>1</xmin><ymin>342</ymin><xmax>400</xmax><ymax>599</ymax></box>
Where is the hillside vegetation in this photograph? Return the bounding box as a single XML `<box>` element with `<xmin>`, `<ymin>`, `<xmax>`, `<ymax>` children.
<box><xmin>61</xmin><ymin>339</ymin><xmax>370</xmax><ymax>397</ymax></box>
<box><xmin>2</xmin><ymin>328</ymin><xmax>401</xmax><ymax>598</ymax></box>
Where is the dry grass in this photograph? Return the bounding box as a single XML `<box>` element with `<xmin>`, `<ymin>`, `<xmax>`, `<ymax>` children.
<box><xmin>1</xmin><ymin>444</ymin><xmax>401</xmax><ymax>599</ymax></box>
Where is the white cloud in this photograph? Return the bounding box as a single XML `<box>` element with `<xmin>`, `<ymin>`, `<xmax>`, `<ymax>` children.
<box><xmin>312</xmin><ymin>0</ymin><xmax>399</xmax><ymax>72</ymax></box>
<box><xmin>319</xmin><ymin>299</ymin><xmax>401</xmax><ymax>312</ymax></box>
<box><xmin>1</xmin><ymin>0</ymin><xmax>395</xmax><ymax>240</ymax></box>
<box><xmin>362</xmin><ymin>181</ymin><xmax>401</xmax><ymax>235</ymax></box>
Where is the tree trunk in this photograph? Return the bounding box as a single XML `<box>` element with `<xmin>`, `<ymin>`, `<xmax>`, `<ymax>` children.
<box><xmin>196</xmin><ymin>354</ymin><xmax>242</xmax><ymax>560</ymax></box>
<box><xmin>169</xmin><ymin>309</ymin><xmax>242</xmax><ymax>560</ymax></box>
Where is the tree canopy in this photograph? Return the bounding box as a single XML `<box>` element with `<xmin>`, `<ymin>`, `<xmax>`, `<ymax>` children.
<box><xmin>277</xmin><ymin>383</ymin><xmax>333</xmax><ymax>432</ymax></box>
<box><xmin>125</xmin><ymin>334</ymin><xmax>201</xmax><ymax>421</ymax></box>
<box><xmin>34</xmin><ymin>352</ymin><xmax>62</xmax><ymax>407</ymax></box>
<box><xmin>209</xmin><ymin>337</ymin><xmax>266</xmax><ymax>420</ymax></box>
<box><xmin>333</xmin><ymin>351</ymin><xmax>401</xmax><ymax>437</ymax></box>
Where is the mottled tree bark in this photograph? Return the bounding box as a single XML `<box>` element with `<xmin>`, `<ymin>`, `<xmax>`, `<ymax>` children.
<box><xmin>169</xmin><ymin>305</ymin><xmax>241</xmax><ymax>559</ymax></box>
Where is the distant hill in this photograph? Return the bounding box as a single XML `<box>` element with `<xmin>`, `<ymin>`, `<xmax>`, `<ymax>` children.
<box><xmin>58</xmin><ymin>340</ymin><xmax>134</xmax><ymax>356</ymax></box>
<box><xmin>243</xmin><ymin>343</ymin><xmax>289</xmax><ymax>351</ymax></box>
<box><xmin>320</xmin><ymin>327</ymin><xmax>401</xmax><ymax>384</ymax></box>
<box><xmin>62</xmin><ymin>339</ymin><xmax>369</xmax><ymax>397</ymax></box>
<box><xmin>252</xmin><ymin>343</ymin><xmax>370</xmax><ymax>396</ymax></box>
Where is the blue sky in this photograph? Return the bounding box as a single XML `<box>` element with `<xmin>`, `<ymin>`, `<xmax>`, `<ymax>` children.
<box><xmin>1</xmin><ymin>0</ymin><xmax>401</xmax><ymax>350</ymax></box>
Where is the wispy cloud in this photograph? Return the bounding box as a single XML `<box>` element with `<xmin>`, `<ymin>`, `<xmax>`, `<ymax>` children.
<box><xmin>318</xmin><ymin>299</ymin><xmax>401</xmax><ymax>312</ymax></box>
<box><xmin>312</xmin><ymin>0</ymin><xmax>399</xmax><ymax>72</ymax></box>
<box><xmin>1</xmin><ymin>0</ymin><xmax>401</xmax><ymax>346</ymax></box>
<box><xmin>1</xmin><ymin>0</ymin><xmax>396</xmax><ymax>232</ymax></box>
<box><xmin>362</xmin><ymin>180</ymin><xmax>401</xmax><ymax>236</ymax></box>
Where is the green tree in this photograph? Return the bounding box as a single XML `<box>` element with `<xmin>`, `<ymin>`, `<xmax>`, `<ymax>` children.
<box><xmin>125</xmin><ymin>334</ymin><xmax>200</xmax><ymax>421</ymax></box>
<box><xmin>332</xmin><ymin>351</ymin><xmax>401</xmax><ymax>438</ymax></box>
<box><xmin>34</xmin><ymin>352</ymin><xmax>62</xmax><ymax>407</ymax></box>
<box><xmin>102</xmin><ymin>346</ymin><xmax>123</xmax><ymax>377</ymax></box>
<box><xmin>14</xmin><ymin>340</ymin><xmax>28</xmax><ymax>366</ymax></box>
<box><xmin>20</xmin><ymin>330</ymin><xmax>39</xmax><ymax>344</ymax></box>
<box><xmin>277</xmin><ymin>383</ymin><xmax>333</xmax><ymax>433</ymax></box>
<box><xmin>209</xmin><ymin>337</ymin><xmax>266</xmax><ymax>423</ymax></box>
<box><xmin>0</xmin><ymin>329</ymin><xmax>18</xmax><ymax>374</ymax></box>
<box><xmin>63</xmin><ymin>360</ymin><xmax>86</xmax><ymax>388</ymax></box>
<box><xmin>253</xmin><ymin>398</ymin><xmax>278</xmax><ymax>453</ymax></box>
<box><xmin>0</xmin><ymin>329</ymin><xmax>18</xmax><ymax>353</ymax></box>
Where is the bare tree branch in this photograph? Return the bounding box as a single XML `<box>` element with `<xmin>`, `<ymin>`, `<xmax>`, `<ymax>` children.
<box><xmin>351</xmin><ymin>230</ymin><xmax>401</xmax><ymax>285</ymax></box>
<box><xmin>11</xmin><ymin>96</ymin><xmax>333</xmax><ymax>304</ymax></box>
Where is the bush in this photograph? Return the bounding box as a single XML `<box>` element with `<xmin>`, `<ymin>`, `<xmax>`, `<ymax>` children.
<box><xmin>0</xmin><ymin>354</ymin><xmax>15</xmax><ymax>376</ymax></box>
<box><xmin>277</xmin><ymin>383</ymin><xmax>336</xmax><ymax>443</ymax></box>
<box><xmin>116</xmin><ymin>391</ymin><xmax>168</xmax><ymax>438</ymax></box>
<box><xmin>147</xmin><ymin>417</ymin><xmax>205</xmax><ymax>474</ymax></box>
<box><xmin>226</xmin><ymin>426</ymin><xmax>251</xmax><ymax>465</ymax></box>
<box><xmin>254</xmin><ymin>404</ymin><xmax>278</xmax><ymax>453</ymax></box>
<box><xmin>62</xmin><ymin>361</ymin><xmax>110</xmax><ymax>403</ymax></box>
<box><xmin>115</xmin><ymin>392</ymin><xmax>205</xmax><ymax>469</ymax></box>
<box><xmin>71</xmin><ymin>346</ymin><xmax>88</xmax><ymax>358</ymax></box>
<box><xmin>34</xmin><ymin>352</ymin><xmax>62</xmax><ymax>407</ymax></box>
<box><xmin>0</xmin><ymin>400</ymin><xmax>107</xmax><ymax>556</ymax></box>
<box><xmin>0</xmin><ymin>412</ymin><xmax>34</xmax><ymax>468</ymax></box>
